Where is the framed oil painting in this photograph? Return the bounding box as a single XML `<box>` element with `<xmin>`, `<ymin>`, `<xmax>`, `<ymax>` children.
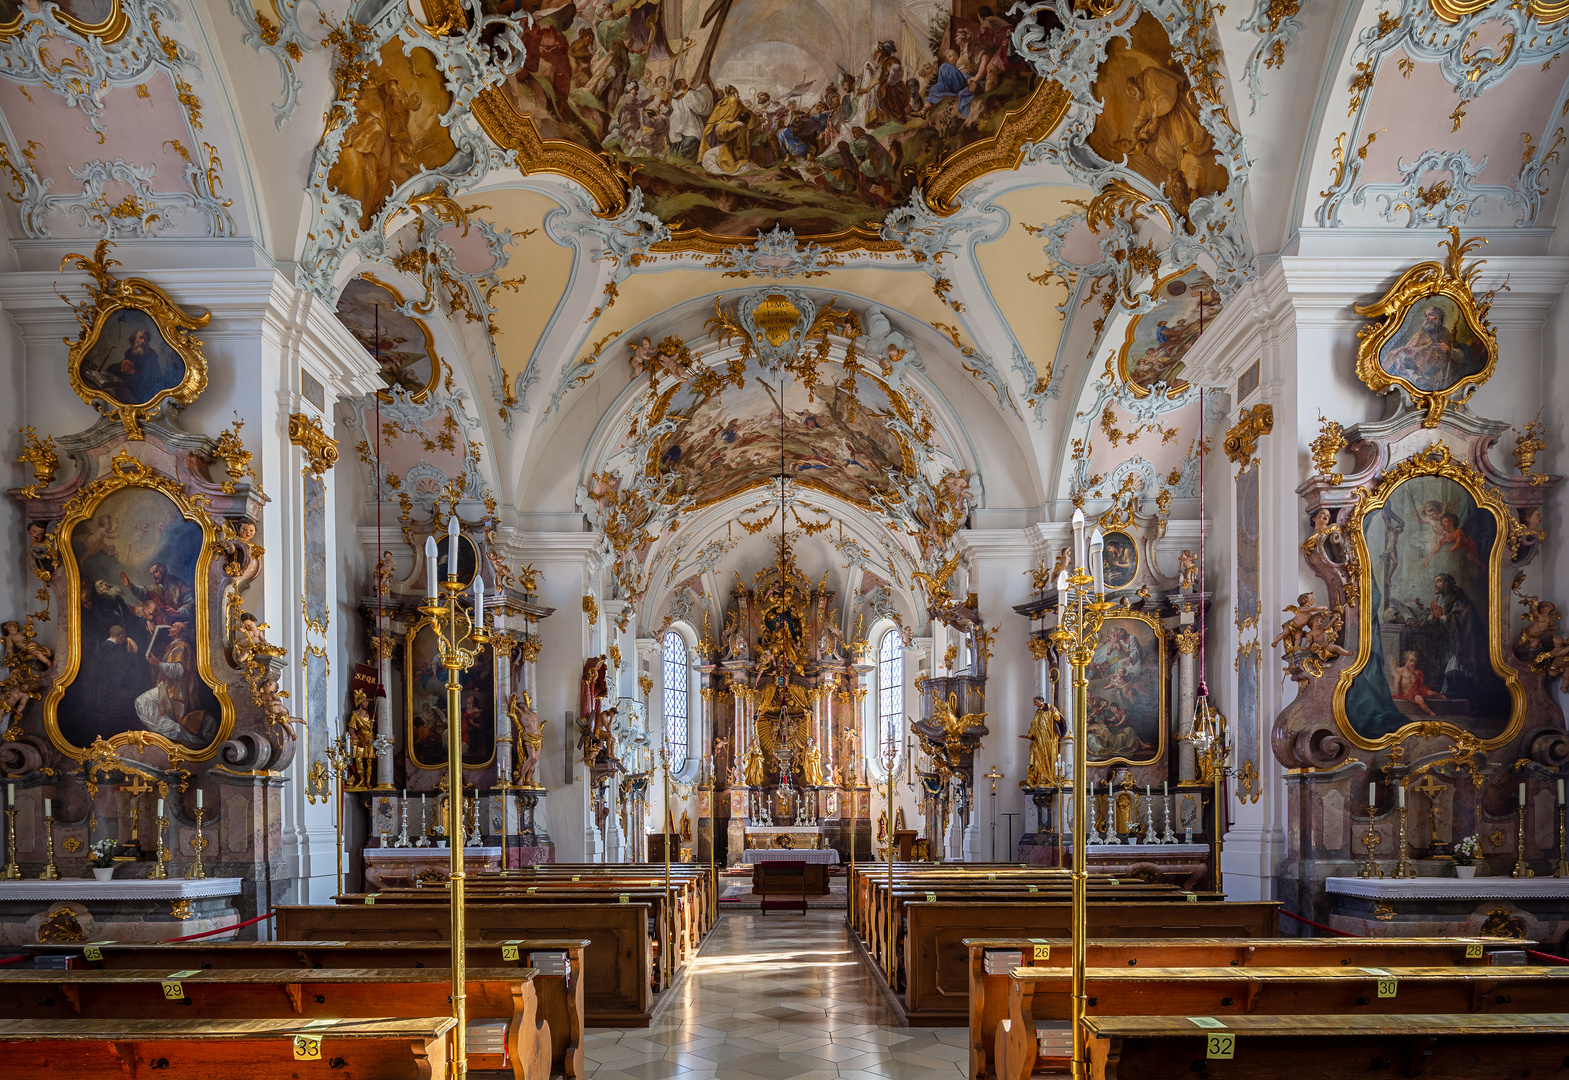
<box><xmin>1101</xmin><ymin>530</ymin><xmax>1139</xmax><ymax>590</ymax></box>
<box><xmin>335</xmin><ymin>276</ymin><xmax>442</xmax><ymax>401</ymax></box>
<box><xmin>1117</xmin><ymin>267</ymin><xmax>1221</xmax><ymax>395</ymax></box>
<box><xmin>65</xmin><ymin>250</ymin><xmax>210</xmax><ymax>440</ymax></box>
<box><xmin>44</xmin><ymin>454</ymin><xmax>232</xmax><ymax>759</ymax></box>
<box><xmin>406</xmin><ymin>618</ymin><xmax>496</xmax><ymax>770</ymax></box>
<box><xmin>1333</xmin><ymin>447</ymin><xmax>1523</xmax><ymax>750</ymax></box>
<box><xmin>1085</xmin><ymin>611</ymin><xmax>1166</xmax><ymax>767</ymax></box>
<box><xmin>1354</xmin><ymin>229</ymin><xmax>1498</xmax><ymax>427</ymax></box>
<box><xmin>431</xmin><ymin>532</ymin><xmax>480</xmax><ymax>590</ymax></box>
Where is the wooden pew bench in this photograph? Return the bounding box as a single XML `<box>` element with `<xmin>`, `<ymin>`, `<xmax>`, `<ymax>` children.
<box><xmin>0</xmin><ymin>1016</ymin><xmax>455</xmax><ymax>1080</ymax></box>
<box><xmin>899</xmin><ymin>901</ymin><xmax>1281</xmax><ymax>1026</ymax></box>
<box><xmin>1078</xmin><ymin>1012</ymin><xmax>1569</xmax><ymax>1080</ymax></box>
<box><xmin>276</xmin><ymin>904</ymin><xmax>654</xmax><ymax>1027</ymax></box>
<box><xmin>962</xmin><ymin>936</ymin><xmax>1520</xmax><ymax>1080</ymax></box>
<box><xmin>0</xmin><ymin>967</ymin><xmax>549</xmax><ymax>1080</ymax></box>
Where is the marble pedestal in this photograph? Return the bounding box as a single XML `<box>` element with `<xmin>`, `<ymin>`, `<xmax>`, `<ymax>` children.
<box><xmin>362</xmin><ymin>846</ymin><xmax>504</xmax><ymax>889</ymax></box>
<box><xmin>0</xmin><ymin>878</ymin><xmax>244</xmax><ymax>946</ymax></box>
<box><xmin>1325</xmin><ymin>875</ymin><xmax>1569</xmax><ymax>950</ymax></box>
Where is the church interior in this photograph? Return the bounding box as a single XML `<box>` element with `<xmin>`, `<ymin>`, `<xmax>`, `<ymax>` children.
<box><xmin>0</xmin><ymin>0</ymin><xmax>1566</xmax><ymax>1075</ymax></box>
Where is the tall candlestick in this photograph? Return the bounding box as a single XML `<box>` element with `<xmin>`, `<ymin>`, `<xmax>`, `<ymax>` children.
<box><xmin>195</xmin><ymin>788</ymin><xmax>202</xmax><ymax>809</ymax></box>
<box><xmin>2</xmin><ymin>807</ymin><xmax>18</xmax><ymax>879</ymax></box>
<box><xmin>424</xmin><ymin>535</ymin><xmax>439</xmax><ymax>598</ymax></box>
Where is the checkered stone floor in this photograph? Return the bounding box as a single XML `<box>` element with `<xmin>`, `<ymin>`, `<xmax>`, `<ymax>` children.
<box><xmin>582</xmin><ymin>911</ymin><xmax>968</xmax><ymax>1080</ymax></box>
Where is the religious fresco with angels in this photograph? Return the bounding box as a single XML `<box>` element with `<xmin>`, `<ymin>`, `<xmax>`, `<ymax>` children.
<box><xmin>489</xmin><ymin>0</ymin><xmax>1053</xmax><ymax>239</ymax></box>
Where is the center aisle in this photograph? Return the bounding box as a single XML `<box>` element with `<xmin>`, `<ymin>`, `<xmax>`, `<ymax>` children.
<box><xmin>582</xmin><ymin>911</ymin><xmax>969</xmax><ymax>1080</ymax></box>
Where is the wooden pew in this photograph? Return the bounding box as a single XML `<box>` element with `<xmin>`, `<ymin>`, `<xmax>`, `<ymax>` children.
<box><xmin>490</xmin><ymin>866</ymin><xmax>715</xmax><ymax>932</ymax></box>
<box><xmin>277</xmin><ymin>904</ymin><xmax>654</xmax><ymax>1027</ymax></box>
<box><xmin>899</xmin><ymin>900</ymin><xmax>1281</xmax><ymax>1025</ymax></box>
<box><xmin>1077</xmin><ymin>1013</ymin><xmax>1569</xmax><ymax>1080</ymax></box>
<box><xmin>26</xmin><ymin>939</ymin><xmax>586</xmax><ymax>1080</ymax></box>
<box><xmin>0</xmin><ymin>1016</ymin><xmax>455</xmax><ymax>1080</ymax></box>
<box><xmin>0</xmin><ymin>967</ymin><xmax>549</xmax><ymax>1080</ymax></box>
<box><xmin>962</xmin><ymin>936</ymin><xmax>1517</xmax><ymax>1080</ymax></box>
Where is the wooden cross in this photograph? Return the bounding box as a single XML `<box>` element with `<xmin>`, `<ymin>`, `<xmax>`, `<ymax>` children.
<box><xmin>1412</xmin><ymin>773</ymin><xmax>1446</xmax><ymax>840</ymax></box>
<box><xmin>119</xmin><ymin>774</ymin><xmax>154</xmax><ymax>843</ymax></box>
<box><xmin>119</xmin><ymin>774</ymin><xmax>154</xmax><ymax>798</ymax></box>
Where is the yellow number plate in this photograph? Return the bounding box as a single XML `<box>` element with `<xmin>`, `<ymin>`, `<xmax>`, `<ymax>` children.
<box><xmin>1377</xmin><ymin>977</ymin><xmax>1398</xmax><ymax>998</ymax></box>
<box><xmin>292</xmin><ymin>1034</ymin><xmax>322</xmax><ymax>1061</ymax></box>
<box><xmin>1205</xmin><ymin>1033</ymin><xmax>1234</xmax><ymax>1060</ymax></box>
<box><xmin>1027</xmin><ymin>884</ymin><xmax>1038</xmax><ymax>894</ymax></box>
<box><xmin>83</xmin><ymin>946</ymin><xmax>103</xmax><ymax>962</ymax></box>
<box><xmin>526</xmin><ymin>887</ymin><xmax>537</xmax><ymax>894</ymax></box>
<box><xmin>1186</xmin><ymin>893</ymin><xmax>1198</xmax><ymax>902</ymax></box>
<box><xmin>619</xmin><ymin>894</ymin><xmax>630</xmax><ymax>903</ymax></box>
<box><xmin>364</xmin><ymin>893</ymin><xmax>378</xmax><ymax>906</ymax></box>
<box><xmin>1465</xmin><ymin>943</ymin><xmax>1483</xmax><ymax>958</ymax></box>
<box><xmin>571</xmin><ymin>875</ymin><xmax>580</xmax><ymax>881</ymax></box>
<box><xmin>924</xmin><ymin>891</ymin><xmax>936</xmax><ymax>902</ymax></box>
<box><xmin>501</xmin><ymin>945</ymin><xmax>520</xmax><ymax>962</ymax></box>
<box><xmin>161</xmin><ymin>981</ymin><xmax>184</xmax><ymax>1000</ymax></box>
<box><xmin>987</xmin><ymin>873</ymin><xmax>996</xmax><ymax>881</ymax></box>
<box><xmin>1032</xmin><ymin>944</ymin><xmax>1050</xmax><ymax>961</ymax></box>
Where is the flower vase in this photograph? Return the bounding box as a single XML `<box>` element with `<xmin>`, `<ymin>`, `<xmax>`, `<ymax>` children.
<box><xmin>1455</xmin><ymin>865</ymin><xmax>1477</xmax><ymax>879</ymax></box>
<box><xmin>92</xmin><ymin>867</ymin><xmax>114</xmax><ymax>881</ymax></box>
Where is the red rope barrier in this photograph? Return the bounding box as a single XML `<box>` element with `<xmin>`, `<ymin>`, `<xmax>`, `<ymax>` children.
<box><xmin>0</xmin><ymin>954</ymin><xmax>27</xmax><ymax>966</ymax></box>
<box><xmin>159</xmin><ymin>910</ymin><xmax>276</xmax><ymax>943</ymax></box>
<box><xmin>1282</xmin><ymin>906</ymin><xmax>1568</xmax><ymax>963</ymax></box>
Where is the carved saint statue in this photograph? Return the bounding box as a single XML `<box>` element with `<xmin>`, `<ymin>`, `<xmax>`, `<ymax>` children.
<box><xmin>346</xmin><ymin>690</ymin><xmax>376</xmax><ymax>789</ymax></box>
<box><xmin>509</xmin><ymin>691</ymin><xmax>546</xmax><ymax>787</ymax></box>
<box><xmin>743</xmin><ymin>742</ymin><xmax>765</xmax><ymax>787</ymax></box>
<box><xmin>802</xmin><ymin>737</ymin><xmax>825</xmax><ymax>787</ymax></box>
<box><xmin>1021</xmin><ymin>694</ymin><xmax>1065</xmax><ymax>787</ymax></box>
<box><xmin>1178</xmin><ymin>549</ymin><xmax>1198</xmax><ymax>592</ymax></box>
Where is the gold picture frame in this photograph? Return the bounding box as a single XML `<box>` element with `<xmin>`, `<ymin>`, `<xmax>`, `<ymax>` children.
<box><xmin>1353</xmin><ymin>227</ymin><xmax>1498</xmax><ymax>428</ymax></box>
<box><xmin>404</xmin><ymin>615</ymin><xmax>496</xmax><ymax>771</ymax></box>
<box><xmin>63</xmin><ymin>243</ymin><xmax>211</xmax><ymax>440</ymax></box>
<box><xmin>1331</xmin><ymin>443</ymin><xmax>1525</xmax><ymax>751</ymax></box>
<box><xmin>1115</xmin><ymin>266</ymin><xmax>1217</xmax><ymax>397</ymax></box>
<box><xmin>336</xmin><ymin>274</ymin><xmax>443</xmax><ymax>404</ymax></box>
<box><xmin>1100</xmin><ymin>530</ymin><xmax>1141</xmax><ymax>591</ymax></box>
<box><xmin>42</xmin><ymin>449</ymin><xmax>235</xmax><ymax>761</ymax></box>
<box><xmin>0</xmin><ymin>0</ymin><xmax>129</xmax><ymax>42</ymax></box>
<box><xmin>1086</xmin><ymin>610</ymin><xmax>1167</xmax><ymax>768</ymax></box>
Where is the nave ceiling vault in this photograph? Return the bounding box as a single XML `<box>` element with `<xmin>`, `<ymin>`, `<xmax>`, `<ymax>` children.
<box><xmin>0</xmin><ymin>0</ymin><xmax>1560</xmax><ymax>596</ymax></box>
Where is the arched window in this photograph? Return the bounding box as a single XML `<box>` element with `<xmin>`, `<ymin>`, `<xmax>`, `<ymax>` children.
<box><xmin>662</xmin><ymin>630</ymin><xmax>690</xmax><ymax>772</ymax></box>
<box><xmin>877</xmin><ymin>628</ymin><xmax>904</xmax><ymax>758</ymax></box>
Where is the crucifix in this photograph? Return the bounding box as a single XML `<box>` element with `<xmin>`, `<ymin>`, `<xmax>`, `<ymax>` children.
<box><xmin>694</xmin><ymin>0</ymin><xmax>738</xmax><ymax>86</ymax></box>
<box><xmin>119</xmin><ymin>774</ymin><xmax>154</xmax><ymax>856</ymax></box>
<box><xmin>1412</xmin><ymin>773</ymin><xmax>1447</xmax><ymax>850</ymax></box>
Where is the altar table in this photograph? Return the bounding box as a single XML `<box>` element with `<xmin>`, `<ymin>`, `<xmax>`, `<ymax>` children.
<box><xmin>742</xmin><ymin>849</ymin><xmax>840</xmax><ymax>865</ymax></box>
<box><xmin>0</xmin><ymin>877</ymin><xmax>243</xmax><ymax>946</ymax></box>
<box><xmin>1325</xmin><ymin>875</ymin><xmax>1569</xmax><ymax>946</ymax></box>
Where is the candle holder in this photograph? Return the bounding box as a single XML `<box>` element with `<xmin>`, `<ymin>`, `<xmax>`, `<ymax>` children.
<box><xmin>1555</xmin><ymin>802</ymin><xmax>1567</xmax><ymax>879</ymax></box>
<box><xmin>39</xmin><ymin>813</ymin><xmax>60</xmax><ymax>880</ymax></box>
<box><xmin>1161</xmin><ymin>797</ymin><xmax>1178</xmax><ymax>844</ymax></box>
<box><xmin>151</xmin><ymin>813</ymin><xmax>169</xmax><ymax>880</ymax></box>
<box><xmin>1085</xmin><ymin>787</ymin><xmax>1104</xmax><ymax>845</ymax></box>
<box><xmin>467</xmin><ymin>795</ymin><xmax>482</xmax><ymax>847</ymax></box>
<box><xmin>395</xmin><ymin>797</ymin><xmax>412</xmax><ymax>848</ymax></box>
<box><xmin>1143</xmin><ymin>796</ymin><xmax>1157</xmax><ymax>846</ymax></box>
<box><xmin>1358</xmin><ymin>824</ymin><xmax>1383</xmax><ymax>879</ymax></box>
<box><xmin>186</xmin><ymin>807</ymin><xmax>207</xmax><ymax>880</ymax></box>
<box><xmin>415</xmin><ymin>800</ymin><xmax>430</xmax><ymax>847</ymax></box>
<box><xmin>1392</xmin><ymin>804</ymin><xmax>1415</xmax><ymax>879</ymax></box>
<box><xmin>1511</xmin><ymin>803</ymin><xmax>1533</xmax><ymax>879</ymax></box>
<box><xmin>3</xmin><ymin>808</ymin><xmax>19</xmax><ymax>879</ymax></box>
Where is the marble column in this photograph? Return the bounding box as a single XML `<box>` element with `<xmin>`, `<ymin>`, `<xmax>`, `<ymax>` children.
<box><xmin>605</xmin><ymin>776</ymin><xmax>625</xmax><ymax>862</ymax></box>
<box><xmin>372</xmin><ymin>630</ymin><xmax>396</xmax><ymax>790</ymax></box>
<box><xmin>494</xmin><ymin>633</ymin><xmax>513</xmax><ymax>794</ymax></box>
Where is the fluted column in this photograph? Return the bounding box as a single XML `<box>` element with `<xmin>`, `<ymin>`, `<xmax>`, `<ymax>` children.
<box><xmin>371</xmin><ymin>630</ymin><xmax>397</xmax><ymax>790</ymax></box>
<box><xmin>1176</xmin><ymin>625</ymin><xmax>1199</xmax><ymax>781</ymax></box>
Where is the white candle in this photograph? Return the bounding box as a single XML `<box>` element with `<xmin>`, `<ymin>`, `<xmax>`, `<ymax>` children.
<box><xmin>1145</xmin><ymin>784</ymin><xmax>1151</xmax><ymax>801</ymax></box>
<box><xmin>1163</xmin><ymin>781</ymin><xmax>1169</xmax><ymax>799</ymax></box>
<box><xmin>156</xmin><ymin>798</ymin><xmax>164</xmax><ymax>817</ymax></box>
<box><xmin>1559</xmin><ymin>779</ymin><xmax>1565</xmax><ymax>805</ymax></box>
<box><xmin>473</xmin><ymin>574</ymin><xmax>484</xmax><ymax>626</ymax></box>
<box><xmin>1519</xmin><ymin>782</ymin><xmax>1526</xmax><ymax>807</ymax></box>
<box><xmin>196</xmin><ymin>788</ymin><xmax>203</xmax><ymax>809</ymax></box>
<box><xmin>1056</xmin><ymin>570</ymin><xmax>1069</xmax><ymax>594</ymax></box>
<box><xmin>447</xmin><ymin>513</ymin><xmax>460</xmax><ymax>577</ymax></box>
<box><xmin>1369</xmin><ymin>782</ymin><xmax>1376</xmax><ymax>810</ymax></box>
<box><xmin>1089</xmin><ymin>528</ymin><xmax>1104</xmax><ymax>595</ymax></box>
<box><xmin>5</xmin><ymin>783</ymin><xmax>11</xmax><ymax>807</ymax></box>
<box><xmin>1398</xmin><ymin>785</ymin><xmax>1405</xmax><ymax>809</ymax></box>
<box><xmin>424</xmin><ymin>535</ymin><xmax>439</xmax><ymax>599</ymax></box>
<box><xmin>43</xmin><ymin>797</ymin><xmax>50</xmax><ymax>817</ymax></box>
<box><xmin>1072</xmin><ymin>508</ymin><xmax>1086</xmax><ymax>571</ymax></box>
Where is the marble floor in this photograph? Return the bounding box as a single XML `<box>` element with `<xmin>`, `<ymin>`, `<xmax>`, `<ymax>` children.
<box><xmin>582</xmin><ymin>912</ymin><xmax>968</xmax><ymax>1080</ymax></box>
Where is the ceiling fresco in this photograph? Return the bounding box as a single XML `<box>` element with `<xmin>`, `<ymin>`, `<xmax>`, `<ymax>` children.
<box><xmin>480</xmin><ymin>0</ymin><xmax>1066</xmax><ymax>244</ymax></box>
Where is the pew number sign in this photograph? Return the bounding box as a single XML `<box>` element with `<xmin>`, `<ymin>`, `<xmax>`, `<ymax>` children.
<box><xmin>1189</xmin><ymin>1017</ymin><xmax>1233</xmax><ymax>1060</ymax></box>
<box><xmin>161</xmin><ymin>970</ymin><xmax>201</xmax><ymax>999</ymax></box>
<box><xmin>1363</xmin><ymin>967</ymin><xmax>1398</xmax><ymax>998</ymax></box>
<box><xmin>293</xmin><ymin>1019</ymin><xmax>335</xmax><ymax>1061</ymax></box>
<box><xmin>1028</xmin><ymin>938</ymin><xmax>1050</xmax><ymax>960</ymax></box>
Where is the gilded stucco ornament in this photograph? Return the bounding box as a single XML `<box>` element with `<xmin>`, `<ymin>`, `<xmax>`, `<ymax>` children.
<box><xmin>295</xmin><ymin>0</ymin><xmax>530</xmax><ymax>304</ymax></box>
<box><xmin>1223</xmin><ymin>404</ymin><xmax>1274</xmax><ymax>467</ymax></box>
<box><xmin>288</xmin><ymin>414</ymin><xmax>339</xmax><ymax>477</ymax></box>
<box><xmin>704</xmin><ymin>227</ymin><xmax>843</xmax><ymax>280</ymax></box>
<box><xmin>1352</xmin><ymin>148</ymin><xmax>1531</xmax><ymax>229</ymax></box>
<box><xmin>1352</xmin><ymin>228</ymin><xmax>1499</xmax><ymax>428</ymax></box>
<box><xmin>1236</xmin><ymin>0</ymin><xmax>1303</xmax><ymax>113</ymax></box>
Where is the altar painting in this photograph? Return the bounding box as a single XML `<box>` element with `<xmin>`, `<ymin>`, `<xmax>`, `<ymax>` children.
<box><xmin>335</xmin><ymin>277</ymin><xmax>441</xmax><ymax>400</ymax></box>
<box><xmin>1085</xmin><ymin>613</ymin><xmax>1165</xmax><ymax>767</ymax></box>
<box><xmin>406</xmin><ymin>620</ymin><xmax>496</xmax><ymax>769</ymax></box>
<box><xmin>488</xmin><ymin>0</ymin><xmax>1053</xmax><ymax>240</ymax></box>
<box><xmin>75</xmin><ymin>308</ymin><xmax>188</xmax><ymax>408</ymax></box>
<box><xmin>1117</xmin><ymin>268</ymin><xmax>1220</xmax><ymax>394</ymax></box>
<box><xmin>52</xmin><ymin>484</ymin><xmax>226</xmax><ymax>756</ymax></box>
<box><xmin>1338</xmin><ymin>468</ymin><xmax>1520</xmax><ymax>746</ymax></box>
<box><xmin>1376</xmin><ymin>295</ymin><xmax>1489</xmax><ymax>395</ymax></box>
<box><xmin>656</xmin><ymin>360</ymin><xmax>909</xmax><ymax>508</ymax></box>
<box><xmin>1101</xmin><ymin>530</ymin><xmax>1138</xmax><ymax>589</ymax></box>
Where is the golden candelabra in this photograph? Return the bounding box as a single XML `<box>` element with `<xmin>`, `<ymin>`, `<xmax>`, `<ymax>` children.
<box><xmin>1188</xmin><ymin>699</ymin><xmax>1230</xmax><ymax>896</ymax></box>
<box><xmin>1045</xmin><ymin>511</ymin><xmax>1115</xmax><ymax>1080</ymax></box>
<box><xmin>40</xmin><ymin>812</ymin><xmax>60</xmax><ymax>880</ymax></box>
<box><xmin>3</xmin><ymin>807</ymin><xmax>19</xmax><ymax>879</ymax></box>
<box><xmin>150</xmin><ymin>811</ymin><xmax>168</xmax><ymax>881</ymax></box>
<box><xmin>1359</xmin><ymin>826</ymin><xmax>1383</xmax><ymax>879</ymax></box>
<box><xmin>1393</xmin><ymin>792</ymin><xmax>1415</xmax><ymax>880</ymax></box>
<box><xmin>321</xmin><ymin>737</ymin><xmax>350</xmax><ymax>896</ymax></box>
<box><xmin>1555</xmin><ymin>799</ymin><xmax>1567</xmax><ymax>878</ymax></box>
<box><xmin>187</xmin><ymin>807</ymin><xmax>207</xmax><ymax>880</ymax></box>
<box><xmin>1512</xmin><ymin>802</ymin><xmax>1533</xmax><ymax>879</ymax></box>
<box><xmin>419</xmin><ymin>520</ymin><xmax>490</xmax><ymax>1080</ymax></box>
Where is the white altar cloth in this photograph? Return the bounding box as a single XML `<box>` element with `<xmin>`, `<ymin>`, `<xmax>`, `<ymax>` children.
<box><xmin>1326</xmin><ymin>876</ymin><xmax>1569</xmax><ymax>900</ymax></box>
<box><xmin>742</xmin><ymin>849</ymin><xmax>840</xmax><ymax>865</ymax></box>
<box><xmin>0</xmin><ymin>877</ymin><xmax>242</xmax><ymax>901</ymax></box>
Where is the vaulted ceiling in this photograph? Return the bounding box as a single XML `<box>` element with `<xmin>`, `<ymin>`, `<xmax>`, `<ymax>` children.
<box><xmin>1</xmin><ymin>0</ymin><xmax>1563</xmax><ymax>620</ymax></box>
